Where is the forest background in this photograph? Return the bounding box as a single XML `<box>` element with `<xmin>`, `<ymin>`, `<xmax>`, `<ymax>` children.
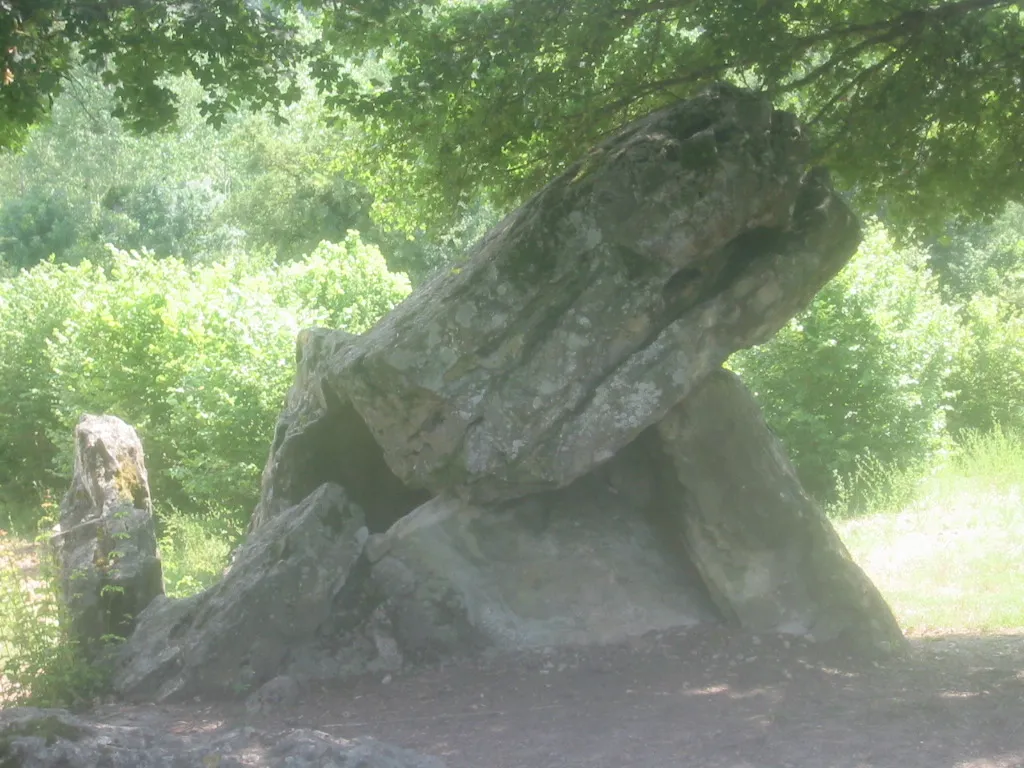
<box><xmin>0</xmin><ymin>6</ymin><xmax>1023</xmax><ymax>598</ymax></box>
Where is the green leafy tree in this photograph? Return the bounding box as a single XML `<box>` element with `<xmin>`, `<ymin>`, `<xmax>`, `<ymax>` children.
<box><xmin>947</xmin><ymin>295</ymin><xmax>1024</xmax><ymax>437</ymax></box>
<box><xmin>731</xmin><ymin>223</ymin><xmax>961</xmax><ymax>502</ymax></box>
<box><xmin>0</xmin><ymin>189</ymin><xmax>77</xmax><ymax>269</ymax></box>
<box><xmin>0</xmin><ymin>70</ymin><xmax>238</xmax><ymax>266</ymax></box>
<box><xmin>1</xmin><ymin>0</ymin><xmax>304</xmax><ymax>149</ymax></box>
<box><xmin>307</xmin><ymin>0</ymin><xmax>1024</xmax><ymax>232</ymax></box>
<box><xmin>0</xmin><ymin>65</ymin><xmax>472</xmax><ymax>281</ymax></box>
<box><xmin>928</xmin><ymin>202</ymin><xmax>1024</xmax><ymax>305</ymax></box>
<box><xmin>218</xmin><ymin>84</ymin><xmax>376</xmax><ymax>262</ymax></box>
<box><xmin>0</xmin><ymin>259</ymin><xmax>97</xmax><ymax>495</ymax></box>
<box><xmin>926</xmin><ymin>202</ymin><xmax>1024</xmax><ymax>437</ymax></box>
<box><xmin>5</xmin><ymin>2</ymin><xmax>1023</xmax><ymax>233</ymax></box>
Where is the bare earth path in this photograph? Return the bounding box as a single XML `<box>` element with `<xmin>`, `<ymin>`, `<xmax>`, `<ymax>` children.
<box><xmin>94</xmin><ymin>627</ymin><xmax>1024</xmax><ymax>768</ymax></box>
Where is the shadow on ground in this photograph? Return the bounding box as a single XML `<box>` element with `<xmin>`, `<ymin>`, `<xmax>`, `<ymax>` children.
<box><xmin>94</xmin><ymin>626</ymin><xmax>1024</xmax><ymax>768</ymax></box>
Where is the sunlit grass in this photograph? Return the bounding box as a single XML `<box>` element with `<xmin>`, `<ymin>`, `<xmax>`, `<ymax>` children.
<box><xmin>836</xmin><ymin>429</ymin><xmax>1024</xmax><ymax>635</ymax></box>
<box><xmin>157</xmin><ymin>504</ymin><xmax>244</xmax><ymax>599</ymax></box>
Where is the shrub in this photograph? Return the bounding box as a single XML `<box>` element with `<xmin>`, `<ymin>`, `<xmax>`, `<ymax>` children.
<box><xmin>946</xmin><ymin>296</ymin><xmax>1024</xmax><ymax>438</ymax></box>
<box><xmin>0</xmin><ymin>261</ymin><xmax>99</xmax><ymax>497</ymax></box>
<box><xmin>731</xmin><ymin>222</ymin><xmax>961</xmax><ymax>504</ymax></box>
<box><xmin>0</xmin><ymin>190</ymin><xmax>78</xmax><ymax>270</ymax></box>
<box><xmin>0</xmin><ymin>235</ymin><xmax>410</xmax><ymax>526</ymax></box>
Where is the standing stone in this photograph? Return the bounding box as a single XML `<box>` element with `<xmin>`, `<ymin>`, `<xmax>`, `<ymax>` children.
<box><xmin>654</xmin><ymin>369</ymin><xmax>906</xmax><ymax>654</ymax></box>
<box><xmin>50</xmin><ymin>415</ymin><xmax>163</xmax><ymax>655</ymax></box>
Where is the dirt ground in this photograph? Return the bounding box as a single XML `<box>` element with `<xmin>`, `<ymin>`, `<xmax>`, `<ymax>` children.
<box><xmin>92</xmin><ymin>626</ymin><xmax>1024</xmax><ymax>768</ymax></box>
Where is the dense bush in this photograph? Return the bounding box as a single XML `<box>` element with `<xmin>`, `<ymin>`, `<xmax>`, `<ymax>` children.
<box><xmin>730</xmin><ymin>223</ymin><xmax>961</xmax><ymax>504</ymax></box>
<box><xmin>0</xmin><ymin>67</ymin><xmax>481</xmax><ymax>283</ymax></box>
<box><xmin>0</xmin><ymin>234</ymin><xmax>410</xmax><ymax>525</ymax></box>
<box><xmin>0</xmin><ymin>260</ymin><xmax>97</xmax><ymax>495</ymax></box>
<box><xmin>0</xmin><ymin>190</ymin><xmax>79</xmax><ymax>270</ymax></box>
<box><xmin>947</xmin><ymin>296</ymin><xmax>1024</xmax><ymax>438</ymax></box>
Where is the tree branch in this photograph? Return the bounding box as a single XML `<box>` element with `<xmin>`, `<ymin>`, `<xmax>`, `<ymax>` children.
<box><xmin>776</xmin><ymin>29</ymin><xmax>905</xmax><ymax>94</ymax></box>
<box><xmin>808</xmin><ymin>44</ymin><xmax>910</xmax><ymax>141</ymax></box>
<box><xmin>799</xmin><ymin>0</ymin><xmax>1014</xmax><ymax>47</ymax></box>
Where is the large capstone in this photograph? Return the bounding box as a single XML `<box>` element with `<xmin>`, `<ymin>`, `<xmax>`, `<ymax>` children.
<box><xmin>49</xmin><ymin>414</ymin><xmax>163</xmax><ymax>656</ymax></box>
<box><xmin>298</xmin><ymin>84</ymin><xmax>860</xmax><ymax>504</ymax></box>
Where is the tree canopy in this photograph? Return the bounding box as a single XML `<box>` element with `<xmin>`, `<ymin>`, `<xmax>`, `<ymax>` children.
<box><xmin>1</xmin><ymin>0</ymin><xmax>304</xmax><ymax>146</ymax></box>
<box><xmin>3</xmin><ymin>0</ymin><xmax>1023</xmax><ymax>231</ymax></box>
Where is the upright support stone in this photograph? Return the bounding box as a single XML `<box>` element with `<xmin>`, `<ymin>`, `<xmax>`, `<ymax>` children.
<box><xmin>655</xmin><ymin>370</ymin><xmax>906</xmax><ymax>655</ymax></box>
<box><xmin>50</xmin><ymin>415</ymin><xmax>163</xmax><ymax>656</ymax></box>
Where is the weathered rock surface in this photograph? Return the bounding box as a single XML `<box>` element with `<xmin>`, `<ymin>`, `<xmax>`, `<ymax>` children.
<box><xmin>250</xmin><ymin>328</ymin><xmax>430</xmax><ymax>533</ymax></box>
<box><xmin>114</xmin><ymin>483</ymin><xmax>377</xmax><ymax>702</ymax></box>
<box><xmin>0</xmin><ymin>707</ymin><xmax>445</xmax><ymax>768</ymax></box>
<box><xmin>298</xmin><ymin>83</ymin><xmax>861</xmax><ymax>504</ymax></box>
<box><xmin>365</xmin><ymin>436</ymin><xmax>715</xmax><ymax>662</ymax></box>
<box><xmin>49</xmin><ymin>414</ymin><xmax>163</xmax><ymax>655</ymax></box>
<box><xmin>655</xmin><ymin>369</ymin><xmax>906</xmax><ymax>654</ymax></box>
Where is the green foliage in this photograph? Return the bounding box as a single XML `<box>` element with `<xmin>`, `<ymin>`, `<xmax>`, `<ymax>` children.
<box><xmin>947</xmin><ymin>295</ymin><xmax>1024</xmax><ymax>438</ymax></box>
<box><xmin>0</xmin><ymin>260</ymin><xmax>96</xmax><ymax>495</ymax></box>
<box><xmin>7</xmin><ymin>3</ymin><xmax>1022</xmax><ymax>234</ymax></box>
<box><xmin>947</xmin><ymin>427</ymin><xmax>1024</xmax><ymax>493</ymax></box>
<box><xmin>307</xmin><ymin>0</ymin><xmax>1024</xmax><ymax>234</ymax></box>
<box><xmin>731</xmin><ymin>222</ymin><xmax>961</xmax><ymax>504</ymax></box>
<box><xmin>158</xmin><ymin>505</ymin><xmax>243</xmax><ymax>599</ymax></box>
<box><xmin>928</xmin><ymin>203</ymin><xmax>1024</xmax><ymax>438</ymax></box>
<box><xmin>0</xmin><ymin>71</ymin><xmax>239</xmax><ymax>267</ymax></box>
<box><xmin>0</xmin><ymin>237</ymin><xmax>410</xmax><ymax>523</ymax></box>
<box><xmin>0</xmin><ymin>67</ymin><xmax>471</xmax><ymax>282</ymax></box>
<box><xmin>836</xmin><ymin>428</ymin><xmax>1024</xmax><ymax>634</ymax></box>
<box><xmin>1</xmin><ymin>0</ymin><xmax>305</xmax><ymax>150</ymax></box>
<box><xmin>827</xmin><ymin>453</ymin><xmax>930</xmax><ymax>520</ymax></box>
<box><xmin>281</xmin><ymin>235</ymin><xmax>415</xmax><ymax>331</ymax></box>
<box><xmin>0</xmin><ymin>190</ymin><xmax>78</xmax><ymax>270</ymax></box>
<box><xmin>0</xmin><ymin>542</ymin><xmax>107</xmax><ymax>707</ymax></box>
<box><xmin>217</xmin><ymin>85</ymin><xmax>373</xmax><ymax>263</ymax></box>
<box><xmin>928</xmin><ymin>203</ymin><xmax>1024</xmax><ymax>305</ymax></box>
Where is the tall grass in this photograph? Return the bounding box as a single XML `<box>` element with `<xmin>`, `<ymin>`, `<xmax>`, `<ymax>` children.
<box><xmin>0</xmin><ymin>535</ymin><xmax>107</xmax><ymax>707</ymax></box>
<box><xmin>158</xmin><ymin>504</ymin><xmax>244</xmax><ymax>599</ymax></box>
<box><xmin>835</xmin><ymin>429</ymin><xmax>1024</xmax><ymax>635</ymax></box>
